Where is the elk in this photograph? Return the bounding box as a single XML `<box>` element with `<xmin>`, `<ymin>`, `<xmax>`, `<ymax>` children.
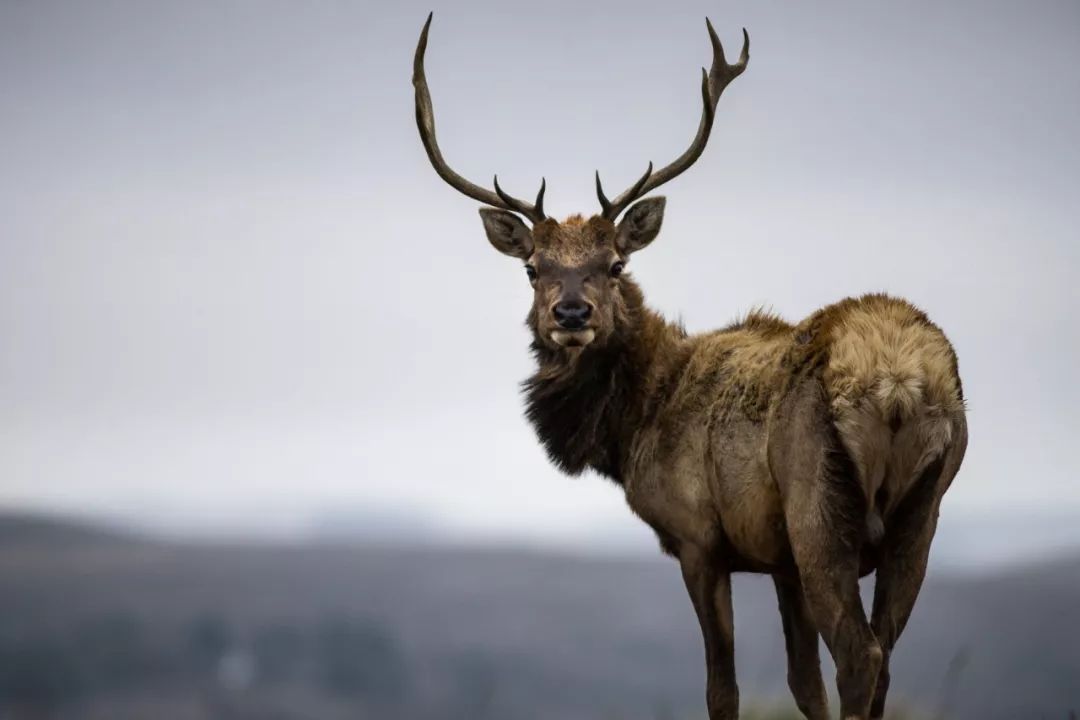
<box><xmin>412</xmin><ymin>13</ymin><xmax>967</xmax><ymax>720</ymax></box>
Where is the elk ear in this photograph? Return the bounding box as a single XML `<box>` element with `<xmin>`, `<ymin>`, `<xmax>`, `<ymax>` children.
<box><xmin>616</xmin><ymin>197</ymin><xmax>666</xmax><ymax>254</ymax></box>
<box><xmin>479</xmin><ymin>208</ymin><xmax>534</xmax><ymax>259</ymax></box>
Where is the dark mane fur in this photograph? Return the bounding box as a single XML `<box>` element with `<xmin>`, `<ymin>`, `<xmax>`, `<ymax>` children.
<box><xmin>523</xmin><ymin>340</ymin><xmax>641</xmax><ymax>480</ymax></box>
<box><xmin>521</xmin><ymin>278</ymin><xmax>676</xmax><ymax>482</ymax></box>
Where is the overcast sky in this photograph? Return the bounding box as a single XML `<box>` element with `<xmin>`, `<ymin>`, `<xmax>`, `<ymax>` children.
<box><xmin>1</xmin><ymin>0</ymin><xmax>1078</xmax><ymax>563</ymax></box>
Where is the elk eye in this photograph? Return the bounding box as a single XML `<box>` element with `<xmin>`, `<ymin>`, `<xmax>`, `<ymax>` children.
<box><xmin>525</xmin><ymin>264</ymin><xmax>537</xmax><ymax>282</ymax></box>
<box><xmin>610</xmin><ymin>261</ymin><xmax>625</xmax><ymax>278</ymax></box>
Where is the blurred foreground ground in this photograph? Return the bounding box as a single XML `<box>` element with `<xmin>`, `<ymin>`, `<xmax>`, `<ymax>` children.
<box><xmin>0</xmin><ymin>513</ymin><xmax>1077</xmax><ymax>719</ymax></box>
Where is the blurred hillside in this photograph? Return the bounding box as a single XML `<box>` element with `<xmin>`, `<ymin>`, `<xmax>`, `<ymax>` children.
<box><xmin>0</xmin><ymin>512</ymin><xmax>1076</xmax><ymax>719</ymax></box>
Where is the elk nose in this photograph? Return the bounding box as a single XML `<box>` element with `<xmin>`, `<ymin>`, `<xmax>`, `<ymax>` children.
<box><xmin>553</xmin><ymin>300</ymin><xmax>592</xmax><ymax>330</ymax></box>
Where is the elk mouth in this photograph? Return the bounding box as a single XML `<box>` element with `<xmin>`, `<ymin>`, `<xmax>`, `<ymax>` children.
<box><xmin>550</xmin><ymin>328</ymin><xmax>597</xmax><ymax>348</ymax></box>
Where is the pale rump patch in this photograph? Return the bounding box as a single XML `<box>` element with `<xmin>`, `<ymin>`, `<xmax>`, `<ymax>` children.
<box><xmin>825</xmin><ymin>299</ymin><xmax>962</xmax><ymax>419</ymax></box>
<box><xmin>823</xmin><ymin>297</ymin><xmax>964</xmax><ymax>517</ymax></box>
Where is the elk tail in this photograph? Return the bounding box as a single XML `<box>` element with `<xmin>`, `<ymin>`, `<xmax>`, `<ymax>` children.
<box><xmin>873</xmin><ymin>371</ymin><xmax>924</xmax><ymax>431</ymax></box>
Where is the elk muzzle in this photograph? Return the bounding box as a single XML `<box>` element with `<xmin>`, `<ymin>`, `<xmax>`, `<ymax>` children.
<box><xmin>550</xmin><ymin>298</ymin><xmax>596</xmax><ymax>347</ymax></box>
<box><xmin>553</xmin><ymin>299</ymin><xmax>592</xmax><ymax>330</ymax></box>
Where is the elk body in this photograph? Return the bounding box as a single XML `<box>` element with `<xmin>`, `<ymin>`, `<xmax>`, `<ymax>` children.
<box><xmin>413</xmin><ymin>14</ymin><xmax>967</xmax><ymax>720</ymax></box>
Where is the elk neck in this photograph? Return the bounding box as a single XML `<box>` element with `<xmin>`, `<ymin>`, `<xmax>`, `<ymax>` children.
<box><xmin>522</xmin><ymin>278</ymin><xmax>688</xmax><ymax>483</ymax></box>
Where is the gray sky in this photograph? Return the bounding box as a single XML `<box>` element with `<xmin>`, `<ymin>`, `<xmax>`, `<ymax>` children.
<box><xmin>1</xmin><ymin>0</ymin><xmax>1078</xmax><ymax>563</ymax></box>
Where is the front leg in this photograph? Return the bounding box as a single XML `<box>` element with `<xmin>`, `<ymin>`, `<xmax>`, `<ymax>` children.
<box><xmin>680</xmin><ymin>546</ymin><xmax>738</xmax><ymax>720</ymax></box>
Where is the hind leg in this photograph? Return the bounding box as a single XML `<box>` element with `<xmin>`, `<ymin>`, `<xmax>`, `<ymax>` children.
<box><xmin>771</xmin><ymin>377</ymin><xmax>882</xmax><ymax>719</ymax></box>
<box><xmin>870</xmin><ymin>425</ymin><xmax>967</xmax><ymax>718</ymax></box>
<box><xmin>786</xmin><ymin>486</ymin><xmax>882</xmax><ymax>720</ymax></box>
<box><xmin>774</xmin><ymin>575</ymin><xmax>830</xmax><ymax>720</ymax></box>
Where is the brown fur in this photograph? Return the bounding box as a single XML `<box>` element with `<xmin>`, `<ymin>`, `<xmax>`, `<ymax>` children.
<box><xmin>480</xmin><ymin>213</ymin><xmax>967</xmax><ymax>720</ymax></box>
<box><xmin>413</xmin><ymin>14</ymin><xmax>964</xmax><ymax>717</ymax></box>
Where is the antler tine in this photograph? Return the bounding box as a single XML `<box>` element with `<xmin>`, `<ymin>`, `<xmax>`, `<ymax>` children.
<box><xmin>413</xmin><ymin>13</ymin><xmax>547</xmax><ymax>223</ymax></box>
<box><xmin>705</xmin><ymin>20</ymin><xmax>750</xmax><ymax>101</ymax></box>
<box><xmin>597</xmin><ymin>163</ymin><xmax>653</xmax><ymax>221</ymax></box>
<box><xmin>534</xmin><ymin>177</ymin><xmax>546</xmax><ymax>218</ymax></box>
<box><xmin>495</xmin><ymin>176</ymin><xmax>547</xmax><ymax>220</ymax></box>
<box><xmin>595</xmin><ymin>171</ymin><xmax>613</xmax><ymax>218</ymax></box>
<box><xmin>597</xmin><ymin>19</ymin><xmax>749</xmax><ymax>220</ymax></box>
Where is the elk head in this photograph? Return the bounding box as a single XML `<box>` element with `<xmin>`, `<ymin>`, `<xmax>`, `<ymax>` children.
<box><xmin>413</xmin><ymin>13</ymin><xmax>748</xmax><ymax>351</ymax></box>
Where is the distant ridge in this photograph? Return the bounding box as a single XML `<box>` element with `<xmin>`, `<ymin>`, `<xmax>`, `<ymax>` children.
<box><xmin>0</xmin><ymin>510</ymin><xmax>137</xmax><ymax>547</ymax></box>
<box><xmin>0</xmin><ymin>510</ymin><xmax>1077</xmax><ymax>718</ymax></box>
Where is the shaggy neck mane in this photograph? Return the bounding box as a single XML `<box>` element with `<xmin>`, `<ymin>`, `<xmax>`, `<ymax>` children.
<box><xmin>523</xmin><ymin>280</ymin><xmax>685</xmax><ymax>483</ymax></box>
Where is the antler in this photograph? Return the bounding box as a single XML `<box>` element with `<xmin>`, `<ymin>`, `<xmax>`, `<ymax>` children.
<box><xmin>413</xmin><ymin>13</ymin><xmax>547</xmax><ymax>224</ymax></box>
<box><xmin>596</xmin><ymin>19</ymin><xmax>749</xmax><ymax>221</ymax></box>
